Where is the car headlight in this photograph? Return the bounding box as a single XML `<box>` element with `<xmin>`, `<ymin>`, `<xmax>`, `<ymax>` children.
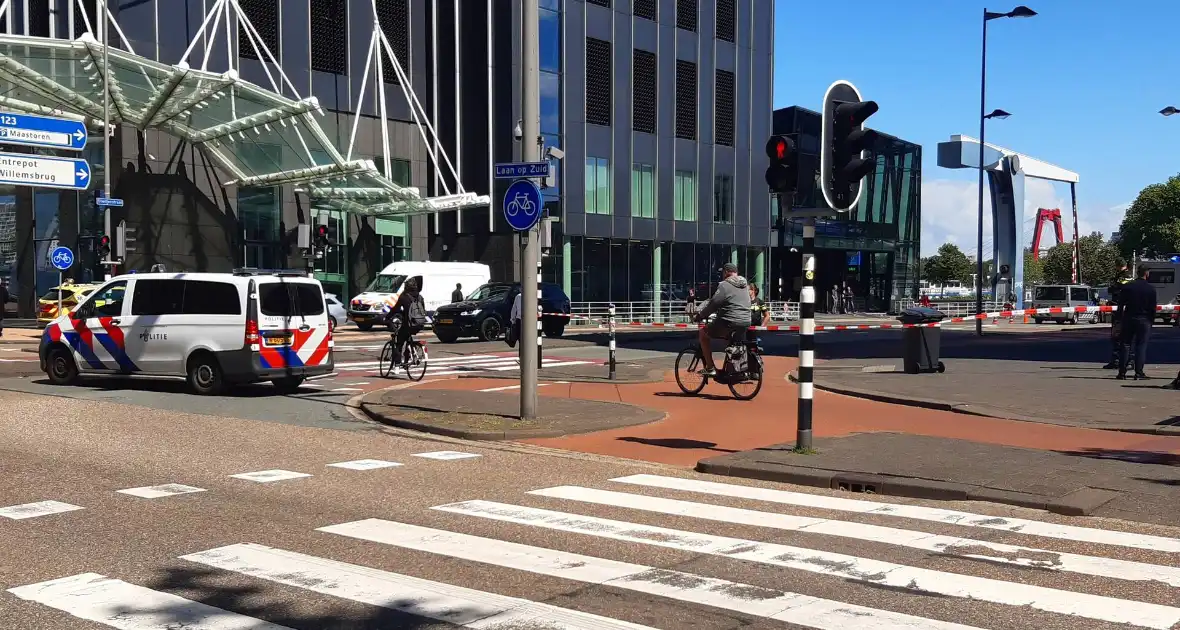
<box><xmin>461</xmin><ymin>309</ymin><xmax>481</xmax><ymax>316</ymax></box>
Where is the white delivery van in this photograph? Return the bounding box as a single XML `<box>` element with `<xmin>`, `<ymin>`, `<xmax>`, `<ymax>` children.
<box><xmin>38</xmin><ymin>270</ymin><xmax>334</xmax><ymax>395</ymax></box>
<box><xmin>347</xmin><ymin>261</ymin><xmax>491</xmax><ymax>330</ymax></box>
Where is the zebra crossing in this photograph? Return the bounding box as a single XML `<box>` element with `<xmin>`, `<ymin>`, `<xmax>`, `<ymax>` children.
<box><xmin>7</xmin><ymin>470</ymin><xmax>1180</xmax><ymax>629</ymax></box>
<box><xmin>330</xmin><ymin>352</ymin><xmax>594</xmax><ymax>380</ymax></box>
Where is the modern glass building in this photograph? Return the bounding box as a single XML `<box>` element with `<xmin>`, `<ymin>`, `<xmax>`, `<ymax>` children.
<box><xmin>425</xmin><ymin>0</ymin><xmax>777</xmax><ymax>308</ymax></box>
<box><xmin>769</xmin><ymin>106</ymin><xmax>921</xmax><ymax>312</ymax></box>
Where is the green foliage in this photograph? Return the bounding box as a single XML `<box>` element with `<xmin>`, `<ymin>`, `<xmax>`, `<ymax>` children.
<box><xmin>922</xmin><ymin>243</ymin><xmax>973</xmax><ymax>286</ymax></box>
<box><xmin>1023</xmin><ymin>249</ymin><xmax>1044</xmax><ymax>286</ymax></box>
<box><xmin>1041</xmin><ymin>232</ymin><xmax>1124</xmax><ymax>286</ymax></box>
<box><xmin>1118</xmin><ymin>174</ymin><xmax>1180</xmax><ymax>258</ymax></box>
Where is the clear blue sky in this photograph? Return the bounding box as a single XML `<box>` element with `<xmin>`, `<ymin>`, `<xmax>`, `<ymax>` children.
<box><xmin>773</xmin><ymin>0</ymin><xmax>1179</xmax><ymax>254</ymax></box>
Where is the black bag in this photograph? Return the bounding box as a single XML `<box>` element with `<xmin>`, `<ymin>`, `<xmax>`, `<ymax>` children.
<box><xmin>505</xmin><ymin>319</ymin><xmax>520</xmax><ymax>347</ymax></box>
<box><xmin>725</xmin><ymin>344</ymin><xmax>747</xmax><ymax>373</ymax></box>
<box><xmin>407</xmin><ymin>295</ymin><xmax>427</xmax><ymax>326</ymax></box>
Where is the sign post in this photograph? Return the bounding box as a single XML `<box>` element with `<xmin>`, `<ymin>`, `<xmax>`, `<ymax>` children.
<box><xmin>50</xmin><ymin>246</ymin><xmax>74</xmax><ymax>316</ymax></box>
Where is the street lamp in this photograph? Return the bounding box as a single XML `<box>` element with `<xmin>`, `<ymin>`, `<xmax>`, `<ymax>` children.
<box><xmin>976</xmin><ymin>6</ymin><xmax>1037</xmax><ymax>336</ymax></box>
<box><xmin>1160</xmin><ymin>106</ymin><xmax>1180</xmax><ymax>117</ymax></box>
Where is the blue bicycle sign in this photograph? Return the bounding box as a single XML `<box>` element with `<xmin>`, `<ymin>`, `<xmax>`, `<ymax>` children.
<box><xmin>503</xmin><ymin>179</ymin><xmax>543</xmax><ymax>231</ymax></box>
<box><xmin>50</xmin><ymin>246</ymin><xmax>74</xmax><ymax>270</ymax></box>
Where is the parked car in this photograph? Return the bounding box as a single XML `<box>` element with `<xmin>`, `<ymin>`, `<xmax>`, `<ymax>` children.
<box><xmin>431</xmin><ymin>282</ymin><xmax>571</xmax><ymax>343</ymax></box>
<box><xmin>324</xmin><ymin>293</ymin><xmax>347</xmax><ymax>327</ymax></box>
<box><xmin>37</xmin><ymin>282</ymin><xmax>97</xmax><ymax>325</ymax></box>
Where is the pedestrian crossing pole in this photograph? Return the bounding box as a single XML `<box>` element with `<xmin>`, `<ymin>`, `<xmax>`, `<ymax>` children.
<box><xmin>608</xmin><ymin>303</ymin><xmax>617</xmax><ymax>380</ymax></box>
<box><xmin>537</xmin><ymin>252</ymin><xmax>543</xmax><ymax>370</ymax></box>
<box><xmin>796</xmin><ymin>217</ymin><xmax>816</xmax><ymax>450</ymax></box>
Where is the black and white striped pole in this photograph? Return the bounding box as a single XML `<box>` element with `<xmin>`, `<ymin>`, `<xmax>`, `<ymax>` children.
<box><xmin>537</xmin><ymin>251</ymin><xmax>544</xmax><ymax>370</ymax></box>
<box><xmin>796</xmin><ymin>218</ymin><xmax>816</xmax><ymax>450</ymax></box>
<box><xmin>608</xmin><ymin>303</ymin><xmax>617</xmax><ymax>380</ymax></box>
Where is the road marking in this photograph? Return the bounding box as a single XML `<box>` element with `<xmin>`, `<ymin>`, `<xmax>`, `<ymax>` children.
<box><xmin>531</xmin><ymin>485</ymin><xmax>1180</xmax><ymax>587</ymax></box>
<box><xmin>322</xmin><ymin>518</ymin><xmax>988</xmax><ymax>630</ymax></box>
<box><xmin>477</xmin><ymin>381</ymin><xmax>569</xmax><ymax>392</ymax></box>
<box><xmin>330</xmin><ymin>387</ymin><xmax>362</xmax><ymax>392</ymax></box>
<box><xmin>611</xmin><ymin>474</ymin><xmax>1180</xmax><ymax>554</ymax></box>
<box><xmin>412</xmin><ymin>450</ymin><xmax>481</xmax><ymax>460</ymax></box>
<box><xmin>301</xmin><ymin>383</ymin><xmax>324</xmax><ymax>389</ymax></box>
<box><xmin>228</xmin><ymin>470</ymin><xmax>311</xmax><ymax>483</ymax></box>
<box><xmin>7</xmin><ymin>572</ymin><xmax>290</xmax><ymax>629</ymax></box>
<box><xmin>116</xmin><ymin>484</ymin><xmax>206</xmax><ymax>499</ymax></box>
<box><xmin>488</xmin><ymin>360</ymin><xmax>591</xmax><ymax>371</ymax></box>
<box><xmin>335</xmin><ymin>354</ymin><xmax>498</xmax><ymax>368</ymax></box>
<box><xmin>327</xmin><ymin>459</ymin><xmax>403</xmax><ymax>470</ymax></box>
<box><xmin>433</xmin><ymin>500</ymin><xmax>1180</xmax><ymax>629</ymax></box>
<box><xmin>0</xmin><ymin>500</ymin><xmax>83</xmax><ymax>520</ymax></box>
<box><xmin>181</xmin><ymin>543</ymin><xmax>657</xmax><ymax>630</ymax></box>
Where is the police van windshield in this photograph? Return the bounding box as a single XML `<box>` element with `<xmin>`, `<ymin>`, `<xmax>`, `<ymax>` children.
<box><xmin>1034</xmin><ymin>286</ymin><xmax>1067</xmax><ymax>301</ymax></box>
<box><xmin>365</xmin><ymin>274</ymin><xmax>407</xmax><ymax>293</ymax></box>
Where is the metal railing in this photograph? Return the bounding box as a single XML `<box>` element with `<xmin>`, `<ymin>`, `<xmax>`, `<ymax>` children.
<box><xmin>567</xmin><ymin>301</ymin><xmax>800</xmax><ymax>326</ymax></box>
<box><xmin>895</xmin><ymin>299</ymin><xmax>1007</xmax><ymax>317</ymax></box>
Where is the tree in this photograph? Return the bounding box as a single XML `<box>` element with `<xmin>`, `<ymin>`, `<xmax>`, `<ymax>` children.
<box><xmin>923</xmin><ymin>243</ymin><xmax>973</xmax><ymax>286</ymax></box>
<box><xmin>1023</xmin><ymin>249</ymin><xmax>1044</xmax><ymax>286</ymax></box>
<box><xmin>1118</xmin><ymin>174</ymin><xmax>1180</xmax><ymax>258</ymax></box>
<box><xmin>1042</xmin><ymin>232</ymin><xmax>1124</xmax><ymax>287</ymax></box>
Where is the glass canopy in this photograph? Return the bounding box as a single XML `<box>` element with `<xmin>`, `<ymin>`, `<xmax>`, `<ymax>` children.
<box><xmin>0</xmin><ymin>32</ymin><xmax>488</xmax><ymax>216</ymax></box>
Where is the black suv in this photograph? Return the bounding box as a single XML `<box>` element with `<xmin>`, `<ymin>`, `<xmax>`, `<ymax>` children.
<box><xmin>433</xmin><ymin>282</ymin><xmax>571</xmax><ymax>343</ymax></box>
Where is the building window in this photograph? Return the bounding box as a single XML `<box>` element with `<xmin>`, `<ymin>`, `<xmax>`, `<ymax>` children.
<box><xmin>237</xmin><ymin>0</ymin><xmax>279</xmax><ymax>61</ymax></box>
<box><xmin>541</xmin><ymin>71</ymin><xmax>561</xmax><ymax>134</ymax></box>
<box><xmin>72</xmin><ymin>0</ymin><xmax>96</xmax><ymax>38</ymax></box>
<box><xmin>632</xmin><ymin>49</ymin><xmax>656</xmax><ymax>134</ymax></box>
<box><xmin>674</xmin><ymin>171</ymin><xmax>696</xmax><ymax>221</ymax></box>
<box><xmin>675</xmin><ymin>60</ymin><xmax>697</xmax><ymax>140</ymax></box>
<box><xmin>715</xmin><ymin>69</ymin><xmax>735</xmax><ymax>146</ymax></box>
<box><xmin>239</xmin><ymin>186</ymin><xmax>280</xmax><ymax>268</ymax></box>
<box><xmin>585</xmin><ymin>156</ymin><xmax>611</xmax><ymax>215</ymax></box>
<box><xmin>587</xmin><ymin>0</ymin><xmax>610</xmax><ymax>7</ymax></box>
<box><xmin>716</xmin><ymin>0</ymin><xmax>736</xmax><ymax>42</ymax></box>
<box><xmin>311</xmin><ymin>0</ymin><xmax>348</xmax><ymax>74</ymax></box>
<box><xmin>632</xmin><ymin>163</ymin><xmax>655</xmax><ymax>218</ymax></box>
<box><xmin>540</xmin><ymin>6</ymin><xmax>561</xmax><ymax>73</ymax></box>
<box><xmin>376</xmin><ymin>0</ymin><xmax>409</xmax><ymax>84</ymax></box>
<box><xmin>375</xmin><ymin>157</ymin><xmax>412</xmax><ymax>186</ymax></box>
<box><xmin>713</xmin><ymin>174</ymin><xmax>734</xmax><ymax>223</ymax></box>
<box><xmin>586</xmin><ymin>38</ymin><xmax>612</xmax><ymax>127</ymax></box>
<box><xmin>29</xmin><ymin>0</ymin><xmax>49</xmax><ymax>37</ymax></box>
<box><xmin>676</xmin><ymin>0</ymin><xmax>697</xmax><ymax>32</ymax></box>
<box><xmin>634</xmin><ymin>0</ymin><xmax>657</xmax><ymax>21</ymax></box>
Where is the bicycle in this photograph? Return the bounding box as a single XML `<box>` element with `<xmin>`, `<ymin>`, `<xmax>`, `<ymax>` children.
<box><xmin>505</xmin><ymin>192</ymin><xmax>536</xmax><ymax>217</ymax></box>
<box><xmin>379</xmin><ymin>320</ymin><xmax>428</xmax><ymax>381</ymax></box>
<box><xmin>674</xmin><ymin>322</ymin><xmax>764</xmax><ymax>400</ymax></box>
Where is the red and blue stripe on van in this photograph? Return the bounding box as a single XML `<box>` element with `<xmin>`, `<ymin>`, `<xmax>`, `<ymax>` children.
<box><xmin>45</xmin><ymin>316</ymin><xmax>140</xmax><ymax>371</ymax></box>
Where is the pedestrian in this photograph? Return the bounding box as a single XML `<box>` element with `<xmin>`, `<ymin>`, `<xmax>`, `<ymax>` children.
<box><xmin>505</xmin><ymin>290</ymin><xmax>521</xmax><ymax>348</ymax></box>
<box><xmin>829</xmin><ymin>285</ymin><xmax>840</xmax><ymax>314</ymax></box>
<box><xmin>1103</xmin><ymin>277</ymin><xmax>1131</xmax><ymax>369</ymax></box>
<box><xmin>0</xmin><ymin>279</ymin><xmax>8</xmax><ymax>338</ymax></box>
<box><xmin>843</xmin><ymin>285</ymin><xmax>855</xmax><ymax>314</ymax></box>
<box><xmin>919</xmin><ymin>293</ymin><xmax>931</xmax><ymax>308</ymax></box>
<box><xmin>748</xmin><ymin>284</ymin><xmax>769</xmax><ymax>346</ymax></box>
<box><xmin>1115</xmin><ymin>264</ymin><xmax>1156</xmax><ymax>380</ymax></box>
<box><xmin>685</xmin><ymin>288</ymin><xmax>697</xmax><ymax>323</ymax></box>
<box><xmin>451</xmin><ymin>282</ymin><xmax>464</xmax><ymax>303</ymax></box>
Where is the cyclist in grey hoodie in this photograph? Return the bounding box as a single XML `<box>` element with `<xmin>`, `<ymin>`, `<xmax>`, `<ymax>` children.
<box><xmin>693</xmin><ymin>262</ymin><xmax>751</xmax><ymax>376</ymax></box>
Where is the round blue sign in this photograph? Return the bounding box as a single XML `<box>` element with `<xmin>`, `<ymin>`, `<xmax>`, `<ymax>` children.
<box><xmin>503</xmin><ymin>180</ymin><xmax>543</xmax><ymax>231</ymax></box>
<box><xmin>50</xmin><ymin>246</ymin><xmax>74</xmax><ymax>271</ymax></box>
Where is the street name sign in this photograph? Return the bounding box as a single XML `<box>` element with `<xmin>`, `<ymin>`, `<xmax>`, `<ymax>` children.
<box><xmin>0</xmin><ymin>112</ymin><xmax>87</xmax><ymax>151</ymax></box>
<box><xmin>97</xmin><ymin>197</ymin><xmax>124</xmax><ymax>207</ymax></box>
<box><xmin>494</xmin><ymin>161</ymin><xmax>550</xmax><ymax>179</ymax></box>
<box><xmin>0</xmin><ymin>152</ymin><xmax>91</xmax><ymax>190</ymax></box>
<box><xmin>503</xmin><ymin>179</ymin><xmax>543</xmax><ymax>232</ymax></box>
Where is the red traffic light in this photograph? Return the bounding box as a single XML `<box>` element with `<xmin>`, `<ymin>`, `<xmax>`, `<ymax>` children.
<box><xmin>315</xmin><ymin>225</ymin><xmax>328</xmax><ymax>236</ymax></box>
<box><xmin>99</xmin><ymin>235</ymin><xmax>110</xmax><ymax>246</ymax></box>
<box><xmin>764</xmin><ymin>135</ymin><xmax>795</xmax><ymax>163</ymax></box>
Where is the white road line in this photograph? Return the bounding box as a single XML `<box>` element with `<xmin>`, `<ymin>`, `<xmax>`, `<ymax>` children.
<box><xmin>331</xmin><ymin>387</ymin><xmax>363</xmax><ymax>392</ymax></box>
<box><xmin>531</xmin><ymin>486</ymin><xmax>1180</xmax><ymax>587</ymax></box>
<box><xmin>478</xmin><ymin>380</ymin><xmax>570</xmax><ymax>392</ymax></box>
<box><xmin>228</xmin><ymin>470</ymin><xmax>311</xmax><ymax>483</ymax></box>
<box><xmin>327</xmin><ymin>459</ymin><xmax>403</xmax><ymax>470</ymax></box>
<box><xmin>611</xmin><ymin>474</ymin><xmax>1180</xmax><ymax>554</ymax></box>
<box><xmin>0</xmin><ymin>500</ymin><xmax>83</xmax><ymax>520</ymax></box>
<box><xmin>116</xmin><ymin>484</ymin><xmax>207</xmax><ymax>499</ymax></box>
<box><xmin>7</xmin><ymin>572</ymin><xmax>290</xmax><ymax>629</ymax></box>
<box><xmin>413</xmin><ymin>450</ymin><xmax>481</xmax><ymax>460</ymax></box>
<box><xmin>487</xmin><ymin>360</ymin><xmax>590</xmax><ymax>371</ymax></box>
<box><xmin>181</xmin><ymin>543</ymin><xmax>657</xmax><ymax>630</ymax></box>
<box><xmin>321</xmin><ymin>519</ymin><xmax>988</xmax><ymax>630</ymax></box>
<box><xmin>433</xmin><ymin>500</ymin><xmax>1180</xmax><ymax>629</ymax></box>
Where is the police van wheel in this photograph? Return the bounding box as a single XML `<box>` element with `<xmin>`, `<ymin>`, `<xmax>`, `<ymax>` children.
<box><xmin>187</xmin><ymin>353</ymin><xmax>224</xmax><ymax>396</ymax></box>
<box><xmin>46</xmin><ymin>347</ymin><xmax>78</xmax><ymax>385</ymax></box>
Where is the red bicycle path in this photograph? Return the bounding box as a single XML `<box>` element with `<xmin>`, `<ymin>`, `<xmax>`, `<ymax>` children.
<box><xmin>412</xmin><ymin>355</ymin><xmax>1180</xmax><ymax>467</ymax></box>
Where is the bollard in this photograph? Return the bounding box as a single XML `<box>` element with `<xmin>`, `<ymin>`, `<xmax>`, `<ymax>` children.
<box><xmin>608</xmin><ymin>303</ymin><xmax>617</xmax><ymax>380</ymax></box>
<box><xmin>537</xmin><ymin>256</ymin><xmax>544</xmax><ymax>370</ymax></box>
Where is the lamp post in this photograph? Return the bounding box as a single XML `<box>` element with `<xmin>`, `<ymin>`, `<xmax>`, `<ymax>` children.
<box><xmin>1160</xmin><ymin>106</ymin><xmax>1180</xmax><ymax>117</ymax></box>
<box><xmin>976</xmin><ymin>6</ymin><xmax>1036</xmax><ymax>336</ymax></box>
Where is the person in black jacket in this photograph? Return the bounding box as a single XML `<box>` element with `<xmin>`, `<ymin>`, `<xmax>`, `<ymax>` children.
<box><xmin>1102</xmin><ymin>278</ymin><xmax>1131</xmax><ymax>369</ymax></box>
<box><xmin>1115</xmin><ymin>265</ymin><xmax>1157</xmax><ymax>380</ymax></box>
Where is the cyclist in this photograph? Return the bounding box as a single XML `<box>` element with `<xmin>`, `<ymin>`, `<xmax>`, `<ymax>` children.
<box><xmin>692</xmin><ymin>262</ymin><xmax>751</xmax><ymax>376</ymax></box>
<box><xmin>383</xmin><ymin>276</ymin><xmax>427</xmax><ymax>365</ymax></box>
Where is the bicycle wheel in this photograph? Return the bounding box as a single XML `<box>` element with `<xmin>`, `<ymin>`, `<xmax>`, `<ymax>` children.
<box><xmin>674</xmin><ymin>346</ymin><xmax>708</xmax><ymax>395</ymax></box>
<box><xmin>378</xmin><ymin>340</ymin><xmax>396</xmax><ymax>378</ymax></box>
<box><xmin>404</xmin><ymin>343</ymin><xmax>427</xmax><ymax>381</ymax></box>
<box><xmin>728</xmin><ymin>354</ymin><xmax>764</xmax><ymax>400</ymax></box>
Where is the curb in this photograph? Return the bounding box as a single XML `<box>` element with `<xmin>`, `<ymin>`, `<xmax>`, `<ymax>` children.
<box><xmin>457</xmin><ymin>367</ymin><xmax>667</xmax><ymax>385</ymax></box>
<box><xmin>694</xmin><ymin>457</ymin><xmax>1122</xmax><ymax>517</ymax></box>
<box><xmin>788</xmin><ymin>370</ymin><xmax>1180</xmax><ymax>436</ymax></box>
<box><xmin>358</xmin><ymin>389</ymin><xmax>666</xmax><ymax>441</ymax></box>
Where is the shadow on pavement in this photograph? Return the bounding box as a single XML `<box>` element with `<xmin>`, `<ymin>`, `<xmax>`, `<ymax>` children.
<box><xmin>616</xmin><ymin>436</ymin><xmax>738</xmax><ymax>453</ymax></box>
<box><xmin>1059</xmin><ymin>448</ymin><xmax>1180</xmax><ymax>466</ymax></box>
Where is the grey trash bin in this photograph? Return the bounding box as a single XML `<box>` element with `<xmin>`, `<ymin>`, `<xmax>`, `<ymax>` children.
<box><xmin>898</xmin><ymin>307</ymin><xmax>947</xmax><ymax>374</ymax></box>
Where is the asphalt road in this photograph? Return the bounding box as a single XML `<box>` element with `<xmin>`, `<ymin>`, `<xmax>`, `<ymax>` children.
<box><xmin>5</xmin><ymin>390</ymin><xmax>1180</xmax><ymax>630</ymax></box>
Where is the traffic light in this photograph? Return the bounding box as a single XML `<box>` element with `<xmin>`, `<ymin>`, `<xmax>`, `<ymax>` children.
<box><xmin>114</xmin><ymin>221</ymin><xmax>127</xmax><ymax>260</ymax></box>
<box><xmin>820</xmin><ymin>80</ymin><xmax>879</xmax><ymax>211</ymax></box>
<box><xmin>314</xmin><ymin>223</ymin><xmax>330</xmax><ymax>250</ymax></box>
<box><xmin>764</xmin><ymin>135</ymin><xmax>798</xmax><ymax>194</ymax></box>
<box><xmin>96</xmin><ymin>234</ymin><xmax>111</xmax><ymax>259</ymax></box>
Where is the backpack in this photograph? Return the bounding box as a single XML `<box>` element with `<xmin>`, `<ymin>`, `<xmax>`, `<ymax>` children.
<box><xmin>407</xmin><ymin>295</ymin><xmax>427</xmax><ymax>326</ymax></box>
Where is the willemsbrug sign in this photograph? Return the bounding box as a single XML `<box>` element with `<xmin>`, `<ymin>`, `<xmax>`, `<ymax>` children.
<box><xmin>0</xmin><ymin>152</ymin><xmax>91</xmax><ymax>190</ymax></box>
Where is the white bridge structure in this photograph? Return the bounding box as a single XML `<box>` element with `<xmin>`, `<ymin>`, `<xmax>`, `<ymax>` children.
<box><xmin>0</xmin><ymin>0</ymin><xmax>488</xmax><ymax>217</ymax></box>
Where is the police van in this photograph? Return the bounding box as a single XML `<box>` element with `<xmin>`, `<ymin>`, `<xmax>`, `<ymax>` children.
<box><xmin>39</xmin><ymin>270</ymin><xmax>335</xmax><ymax>395</ymax></box>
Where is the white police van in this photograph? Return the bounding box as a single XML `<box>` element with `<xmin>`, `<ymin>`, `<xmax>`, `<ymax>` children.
<box><xmin>39</xmin><ymin>269</ymin><xmax>335</xmax><ymax>395</ymax></box>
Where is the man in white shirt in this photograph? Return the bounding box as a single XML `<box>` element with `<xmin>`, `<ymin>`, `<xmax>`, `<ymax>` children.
<box><xmin>507</xmin><ymin>291</ymin><xmax>522</xmax><ymax>347</ymax></box>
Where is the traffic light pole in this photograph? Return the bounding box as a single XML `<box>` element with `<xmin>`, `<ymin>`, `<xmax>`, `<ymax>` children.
<box><xmin>796</xmin><ymin>215</ymin><xmax>815</xmax><ymax>451</ymax></box>
<box><xmin>101</xmin><ymin>3</ymin><xmax>112</xmax><ymax>277</ymax></box>
<box><xmin>519</xmin><ymin>0</ymin><xmax>540</xmax><ymax>421</ymax></box>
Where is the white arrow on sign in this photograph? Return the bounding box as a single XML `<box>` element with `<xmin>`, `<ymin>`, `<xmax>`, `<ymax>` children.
<box><xmin>76</xmin><ymin>168</ymin><xmax>88</xmax><ymax>181</ymax></box>
<box><xmin>72</xmin><ymin>130</ymin><xmax>85</xmax><ymax>141</ymax></box>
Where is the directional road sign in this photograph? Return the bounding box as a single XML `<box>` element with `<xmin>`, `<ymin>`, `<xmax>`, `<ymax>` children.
<box><xmin>0</xmin><ymin>152</ymin><xmax>91</xmax><ymax>190</ymax></box>
<box><xmin>0</xmin><ymin>112</ymin><xmax>87</xmax><ymax>151</ymax></box>
<box><xmin>50</xmin><ymin>246</ymin><xmax>74</xmax><ymax>271</ymax></box>
<box><xmin>503</xmin><ymin>179</ymin><xmax>543</xmax><ymax>232</ymax></box>
<box><xmin>97</xmin><ymin>197</ymin><xmax>123</xmax><ymax>207</ymax></box>
<box><xmin>495</xmin><ymin>161</ymin><xmax>550</xmax><ymax>179</ymax></box>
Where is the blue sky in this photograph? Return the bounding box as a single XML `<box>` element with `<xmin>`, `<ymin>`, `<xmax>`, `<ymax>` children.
<box><xmin>773</xmin><ymin>0</ymin><xmax>1180</xmax><ymax>255</ymax></box>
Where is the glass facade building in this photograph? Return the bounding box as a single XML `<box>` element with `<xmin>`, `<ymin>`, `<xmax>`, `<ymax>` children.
<box><xmin>769</xmin><ymin>106</ymin><xmax>921</xmax><ymax>311</ymax></box>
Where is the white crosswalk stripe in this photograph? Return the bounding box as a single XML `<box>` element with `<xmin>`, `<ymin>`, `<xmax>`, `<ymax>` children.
<box><xmin>10</xmin><ymin>470</ymin><xmax>1180</xmax><ymax>629</ymax></box>
<box><xmin>332</xmin><ymin>353</ymin><xmax>592</xmax><ymax>380</ymax></box>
